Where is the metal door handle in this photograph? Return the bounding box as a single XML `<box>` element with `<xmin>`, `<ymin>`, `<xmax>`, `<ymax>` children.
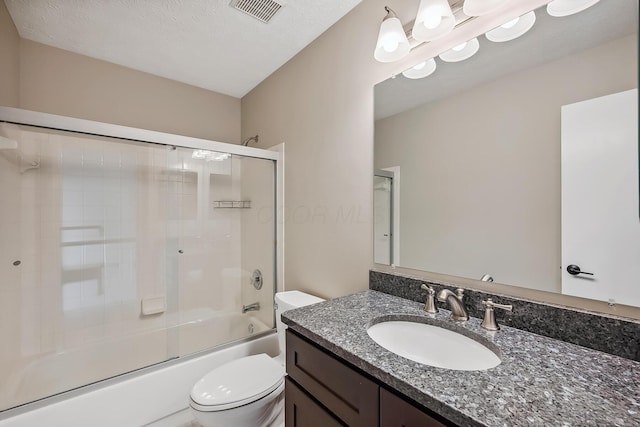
<box><xmin>567</xmin><ymin>264</ymin><xmax>593</xmax><ymax>276</ymax></box>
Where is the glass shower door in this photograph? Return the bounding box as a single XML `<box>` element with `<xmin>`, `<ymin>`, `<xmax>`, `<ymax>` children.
<box><xmin>0</xmin><ymin>120</ymin><xmax>278</xmax><ymax>412</ymax></box>
<box><xmin>0</xmin><ymin>124</ymin><xmax>178</xmax><ymax>411</ymax></box>
<box><xmin>170</xmin><ymin>147</ymin><xmax>276</xmax><ymax>357</ymax></box>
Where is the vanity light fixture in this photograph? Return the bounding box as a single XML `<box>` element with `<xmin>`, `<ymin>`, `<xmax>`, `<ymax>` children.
<box><xmin>485</xmin><ymin>10</ymin><xmax>536</xmax><ymax>42</ymax></box>
<box><xmin>463</xmin><ymin>0</ymin><xmax>510</xmax><ymax>17</ymax></box>
<box><xmin>374</xmin><ymin>6</ymin><xmax>410</xmax><ymax>63</ymax></box>
<box><xmin>411</xmin><ymin>0</ymin><xmax>455</xmax><ymax>42</ymax></box>
<box><xmin>439</xmin><ymin>37</ymin><xmax>480</xmax><ymax>62</ymax></box>
<box><xmin>402</xmin><ymin>58</ymin><xmax>437</xmax><ymax>79</ymax></box>
<box><xmin>546</xmin><ymin>0</ymin><xmax>600</xmax><ymax>17</ymax></box>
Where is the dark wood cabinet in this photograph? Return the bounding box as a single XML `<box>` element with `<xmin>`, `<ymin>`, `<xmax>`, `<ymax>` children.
<box><xmin>380</xmin><ymin>388</ymin><xmax>447</xmax><ymax>427</ymax></box>
<box><xmin>285</xmin><ymin>329</ymin><xmax>378</xmax><ymax>427</ymax></box>
<box><xmin>286</xmin><ymin>329</ymin><xmax>455</xmax><ymax>427</ymax></box>
<box><xmin>285</xmin><ymin>377</ymin><xmax>345</xmax><ymax>427</ymax></box>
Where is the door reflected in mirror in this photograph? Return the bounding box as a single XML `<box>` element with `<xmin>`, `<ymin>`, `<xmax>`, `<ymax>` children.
<box><xmin>374</xmin><ymin>1</ymin><xmax>639</xmax><ymax>307</ymax></box>
<box><xmin>374</xmin><ymin>172</ymin><xmax>393</xmax><ymax>265</ymax></box>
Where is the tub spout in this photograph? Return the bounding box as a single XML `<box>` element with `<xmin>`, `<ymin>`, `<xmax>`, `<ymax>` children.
<box><xmin>242</xmin><ymin>302</ymin><xmax>260</xmax><ymax>313</ymax></box>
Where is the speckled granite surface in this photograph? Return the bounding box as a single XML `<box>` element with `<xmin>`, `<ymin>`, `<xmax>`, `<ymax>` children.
<box><xmin>370</xmin><ymin>270</ymin><xmax>640</xmax><ymax>361</ymax></box>
<box><xmin>282</xmin><ymin>291</ymin><xmax>640</xmax><ymax>427</ymax></box>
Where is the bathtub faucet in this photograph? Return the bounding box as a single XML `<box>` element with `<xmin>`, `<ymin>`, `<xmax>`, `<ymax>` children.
<box><xmin>242</xmin><ymin>302</ymin><xmax>260</xmax><ymax>313</ymax></box>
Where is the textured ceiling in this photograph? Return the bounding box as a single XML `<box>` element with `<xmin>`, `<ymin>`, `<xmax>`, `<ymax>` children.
<box><xmin>375</xmin><ymin>0</ymin><xmax>638</xmax><ymax>120</ymax></box>
<box><xmin>5</xmin><ymin>0</ymin><xmax>362</xmax><ymax>98</ymax></box>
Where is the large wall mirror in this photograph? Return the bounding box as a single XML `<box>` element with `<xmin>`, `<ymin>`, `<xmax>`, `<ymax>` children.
<box><xmin>374</xmin><ymin>1</ymin><xmax>639</xmax><ymax>309</ymax></box>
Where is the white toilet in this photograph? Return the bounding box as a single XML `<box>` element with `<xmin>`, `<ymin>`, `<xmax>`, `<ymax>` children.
<box><xmin>189</xmin><ymin>291</ymin><xmax>324</xmax><ymax>427</ymax></box>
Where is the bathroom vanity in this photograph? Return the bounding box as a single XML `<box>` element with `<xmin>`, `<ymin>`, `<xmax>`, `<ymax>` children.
<box><xmin>282</xmin><ymin>291</ymin><xmax>640</xmax><ymax>426</ymax></box>
<box><xmin>285</xmin><ymin>329</ymin><xmax>447</xmax><ymax>426</ymax></box>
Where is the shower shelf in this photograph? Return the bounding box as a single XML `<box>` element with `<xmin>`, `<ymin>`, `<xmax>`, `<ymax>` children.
<box><xmin>213</xmin><ymin>200</ymin><xmax>251</xmax><ymax>209</ymax></box>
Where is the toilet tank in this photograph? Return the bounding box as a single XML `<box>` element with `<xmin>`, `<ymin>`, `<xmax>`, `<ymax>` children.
<box><xmin>274</xmin><ymin>291</ymin><xmax>325</xmax><ymax>356</ymax></box>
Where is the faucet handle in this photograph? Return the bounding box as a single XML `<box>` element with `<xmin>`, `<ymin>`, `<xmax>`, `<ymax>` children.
<box><xmin>421</xmin><ymin>284</ymin><xmax>434</xmax><ymax>294</ymax></box>
<box><xmin>483</xmin><ymin>298</ymin><xmax>513</xmax><ymax>311</ymax></box>
<box><xmin>420</xmin><ymin>284</ymin><xmax>438</xmax><ymax>314</ymax></box>
<box><xmin>455</xmin><ymin>288</ymin><xmax>465</xmax><ymax>301</ymax></box>
<box><xmin>480</xmin><ymin>298</ymin><xmax>513</xmax><ymax>331</ymax></box>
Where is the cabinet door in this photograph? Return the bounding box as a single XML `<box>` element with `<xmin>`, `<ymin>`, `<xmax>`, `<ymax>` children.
<box><xmin>285</xmin><ymin>377</ymin><xmax>345</xmax><ymax>427</ymax></box>
<box><xmin>380</xmin><ymin>388</ymin><xmax>449</xmax><ymax>427</ymax></box>
<box><xmin>286</xmin><ymin>330</ymin><xmax>379</xmax><ymax>427</ymax></box>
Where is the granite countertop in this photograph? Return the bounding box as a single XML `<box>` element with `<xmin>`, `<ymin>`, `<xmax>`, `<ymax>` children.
<box><xmin>281</xmin><ymin>290</ymin><xmax>640</xmax><ymax>427</ymax></box>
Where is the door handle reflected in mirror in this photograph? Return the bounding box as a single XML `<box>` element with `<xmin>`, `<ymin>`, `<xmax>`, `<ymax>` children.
<box><xmin>567</xmin><ymin>264</ymin><xmax>594</xmax><ymax>276</ymax></box>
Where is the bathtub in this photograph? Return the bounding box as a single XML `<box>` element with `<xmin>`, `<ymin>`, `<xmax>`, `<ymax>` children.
<box><xmin>0</xmin><ymin>312</ymin><xmax>277</xmax><ymax>427</ymax></box>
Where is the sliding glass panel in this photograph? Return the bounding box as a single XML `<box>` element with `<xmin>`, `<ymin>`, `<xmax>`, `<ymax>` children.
<box><xmin>172</xmin><ymin>148</ymin><xmax>275</xmax><ymax>357</ymax></box>
<box><xmin>239</xmin><ymin>155</ymin><xmax>276</xmax><ymax>338</ymax></box>
<box><xmin>0</xmin><ymin>123</ymin><xmax>176</xmax><ymax>411</ymax></box>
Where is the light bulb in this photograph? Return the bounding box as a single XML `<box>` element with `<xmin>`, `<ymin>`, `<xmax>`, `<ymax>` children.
<box><xmin>423</xmin><ymin>13</ymin><xmax>442</xmax><ymax>29</ymax></box>
<box><xmin>547</xmin><ymin>0</ymin><xmax>601</xmax><ymax>17</ymax></box>
<box><xmin>413</xmin><ymin>61</ymin><xmax>427</xmax><ymax>70</ymax></box>
<box><xmin>412</xmin><ymin>0</ymin><xmax>455</xmax><ymax>42</ymax></box>
<box><xmin>486</xmin><ymin>11</ymin><xmax>536</xmax><ymax>43</ymax></box>
<box><xmin>452</xmin><ymin>42</ymin><xmax>467</xmax><ymax>52</ymax></box>
<box><xmin>439</xmin><ymin>38</ymin><xmax>479</xmax><ymax>62</ymax></box>
<box><xmin>383</xmin><ymin>39</ymin><xmax>399</xmax><ymax>53</ymax></box>
<box><xmin>402</xmin><ymin>58</ymin><xmax>437</xmax><ymax>79</ymax></box>
<box><xmin>501</xmin><ymin>17</ymin><xmax>520</xmax><ymax>29</ymax></box>
<box><xmin>374</xmin><ymin>7</ymin><xmax>410</xmax><ymax>62</ymax></box>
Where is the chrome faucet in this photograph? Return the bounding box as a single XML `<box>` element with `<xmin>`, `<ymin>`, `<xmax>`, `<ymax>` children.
<box><xmin>436</xmin><ymin>288</ymin><xmax>469</xmax><ymax>321</ymax></box>
<box><xmin>242</xmin><ymin>302</ymin><xmax>260</xmax><ymax>313</ymax></box>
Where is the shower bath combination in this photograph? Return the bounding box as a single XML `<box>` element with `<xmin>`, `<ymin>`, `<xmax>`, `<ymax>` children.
<box><xmin>0</xmin><ymin>107</ymin><xmax>283</xmax><ymax>425</ymax></box>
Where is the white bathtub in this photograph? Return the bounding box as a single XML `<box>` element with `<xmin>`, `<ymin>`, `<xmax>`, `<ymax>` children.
<box><xmin>0</xmin><ymin>313</ymin><xmax>278</xmax><ymax>427</ymax></box>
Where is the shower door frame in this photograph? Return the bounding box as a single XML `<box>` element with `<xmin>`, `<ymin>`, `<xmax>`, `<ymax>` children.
<box><xmin>0</xmin><ymin>107</ymin><xmax>281</xmax><ymax>161</ymax></box>
<box><xmin>0</xmin><ymin>106</ymin><xmax>284</xmax><ymax>417</ymax></box>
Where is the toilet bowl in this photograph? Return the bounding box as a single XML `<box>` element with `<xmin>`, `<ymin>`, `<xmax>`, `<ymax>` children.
<box><xmin>189</xmin><ymin>291</ymin><xmax>324</xmax><ymax>427</ymax></box>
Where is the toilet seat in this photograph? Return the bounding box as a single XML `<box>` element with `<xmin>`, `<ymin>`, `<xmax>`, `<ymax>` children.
<box><xmin>190</xmin><ymin>354</ymin><xmax>285</xmax><ymax>412</ymax></box>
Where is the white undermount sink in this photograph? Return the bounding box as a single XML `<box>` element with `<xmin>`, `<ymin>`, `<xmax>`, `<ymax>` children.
<box><xmin>367</xmin><ymin>320</ymin><xmax>501</xmax><ymax>371</ymax></box>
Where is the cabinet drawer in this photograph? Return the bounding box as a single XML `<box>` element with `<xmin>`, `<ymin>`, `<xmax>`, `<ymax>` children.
<box><xmin>380</xmin><ymin>388</ymin><xmax>449</xmax><ymax>427</ymax></box>
<box><xmin>285</xmin><ymin>377</ymin><xmax>345</xmax><ymax>427</ymax></box>
<box><xmin>286</xmin><ymin>330</ymin><xmax>379</xmax><ymax>427</ymax></box>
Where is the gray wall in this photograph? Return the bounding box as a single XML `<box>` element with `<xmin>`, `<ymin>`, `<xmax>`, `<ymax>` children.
<box><xmin>375</xmin><ymin>35</ymin><xmax>637</xmax><ymax>293</ymax></box>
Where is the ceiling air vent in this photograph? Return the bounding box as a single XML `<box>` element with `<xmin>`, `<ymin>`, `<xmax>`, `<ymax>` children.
<box><xmin>231</xmin><ymin>0</ymin><xmax>283</xmax><ymax>23</ymax></box>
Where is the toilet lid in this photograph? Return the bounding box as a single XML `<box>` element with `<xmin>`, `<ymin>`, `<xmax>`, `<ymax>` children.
<box><xmin>190</xmin><ymin>354</ymin><xmax>285</xmax><ymax>411</ymax></box>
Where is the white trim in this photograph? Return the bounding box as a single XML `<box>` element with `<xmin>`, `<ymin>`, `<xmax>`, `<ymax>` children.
<box><xmin>0</xmin><ymin>107</ymin><xmax>279</xmax><ymax>161</ymax></box>
<box><xmin>269</xmin><ymin>143</ymin><xmax>285</xmax><ymax>293</ymax></box>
